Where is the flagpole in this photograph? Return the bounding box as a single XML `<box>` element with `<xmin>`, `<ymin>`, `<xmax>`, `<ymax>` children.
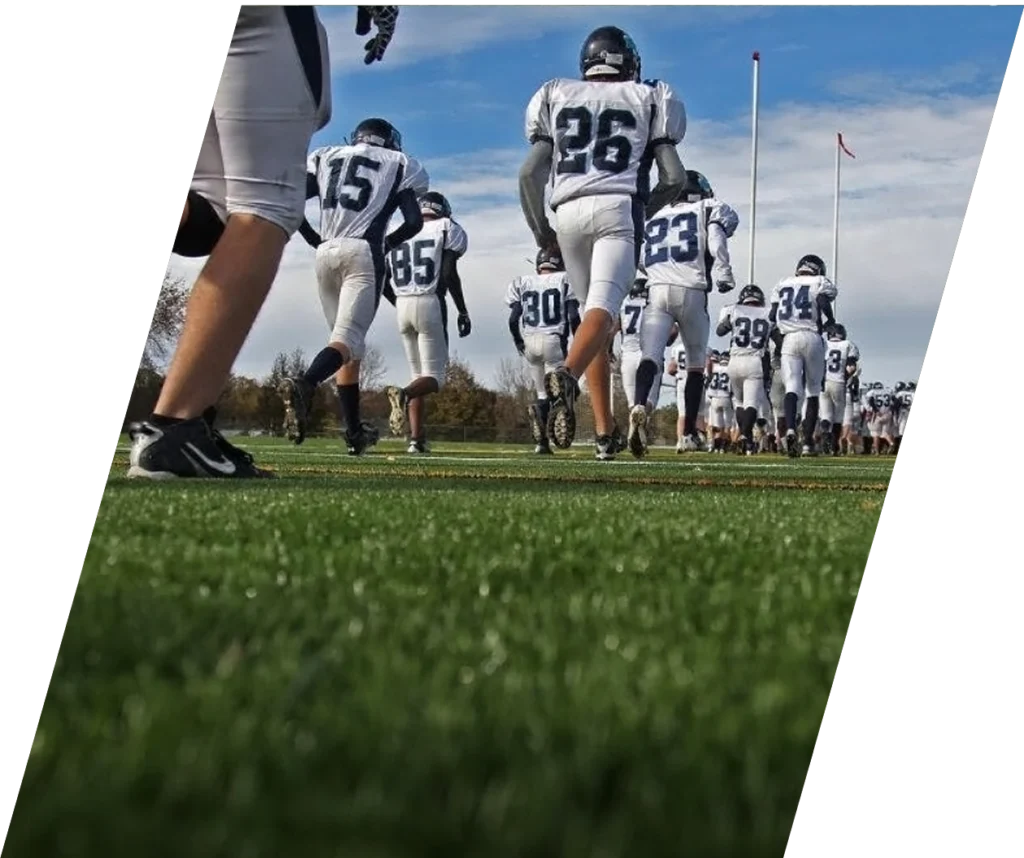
<box><xmin>832</xmin><ymin>132</ymin><xmax>841</xmax><ymax>314</ymax></box>
<box><xmin>748</xmin><ymin>51</ymin><xmax>761</xmax><ymax>286</ymax></box>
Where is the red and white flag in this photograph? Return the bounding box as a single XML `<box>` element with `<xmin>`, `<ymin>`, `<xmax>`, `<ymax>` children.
<box><xmin>837</xmin><ymin>132</ymin><xmax>856</xmax><ymax>159</ymax></box>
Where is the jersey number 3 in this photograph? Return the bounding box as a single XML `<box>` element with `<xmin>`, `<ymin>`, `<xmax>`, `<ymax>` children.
<box><xmin>555</xmin><ymin>107</ymin><xmax>637</xmax><ymax>176</ymax></box>
<box><xmin>323</xmin><ymin>155</ymin><xmax>381</xmax><ymax>212</ymax></box>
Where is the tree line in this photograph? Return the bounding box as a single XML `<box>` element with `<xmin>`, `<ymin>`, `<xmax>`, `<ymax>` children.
<box><xmin>125</xmin><ymin>273</ymin><xmax>680</xmax><ymax>444</ymax></box>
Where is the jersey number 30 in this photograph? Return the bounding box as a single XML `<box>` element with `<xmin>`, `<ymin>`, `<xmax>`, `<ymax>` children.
<box><xmin>555</xmin><ymin>107</ymin><xmax>637</xmax><ymax>176</ymax></box>
<box><xmin>523</xmin><ymin>288</ymin><xmax>563</xmax><ymax>327</ymax></box>
<box><xmin>323</xmin><ymin>155</ymin><xmax>381</xmax><ymax>212</ymax></box>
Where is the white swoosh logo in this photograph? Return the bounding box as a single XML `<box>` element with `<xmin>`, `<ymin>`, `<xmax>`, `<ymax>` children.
<box><xmin>183</xmin><ymin>442</ymin><xmax>237</xmax><ymax>476</ymax></box>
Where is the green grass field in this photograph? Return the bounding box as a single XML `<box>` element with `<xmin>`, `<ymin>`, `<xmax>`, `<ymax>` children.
<box><xmin>6</xmin><ymin>438</ymin><xmax>893</xmax><ymax>858</ymax></box>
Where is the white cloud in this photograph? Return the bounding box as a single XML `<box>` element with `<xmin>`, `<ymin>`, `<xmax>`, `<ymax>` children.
<box><xmin>166</xmin><ymin>77</ymin><xmax>996</xmax><ymax>401</ymax></box>
<box><xmin>318</xmin><ymin>5</ymin><xmax>774</xmax><ymax>74</ymax></box>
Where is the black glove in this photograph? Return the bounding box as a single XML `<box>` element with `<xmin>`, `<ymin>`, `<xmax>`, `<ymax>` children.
<box><xmin>514</xmin><ymin>339</ymin><xmax>526</xmax><ymax>356</ymax></box>
<box><xmin>357</xmin><ymin>7</ymin><xmax>399</xmax><ymax>65</ymax></box>
<box><xmin>457</xmin><ymin>313</ymin><xmax>471</xmax><ymax>338</ymax></box>
<box><xmin>716</xmin><ymin>280</ymin><xmax>734</xmax><ymax>294</ymax></box>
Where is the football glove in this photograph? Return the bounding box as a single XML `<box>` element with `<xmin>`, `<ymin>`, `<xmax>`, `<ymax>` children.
<box><xmin>457</xmin><ymin>313</ymin><xmax>472</xmax><ymax>338</ymax></box>
<box><xmin>514</xmin><ymin>338</ymin><xmax>526</xmax><ymax>356</ymax></box>
<box><xmin>357</xmin><ymin>6</ymin><xmax>399</xmax><ymax>65</ymax></box>
<box><xmin>716</xmin><ymin>280</ymin><xmax>735</xmax><ymax>294</ymax></box>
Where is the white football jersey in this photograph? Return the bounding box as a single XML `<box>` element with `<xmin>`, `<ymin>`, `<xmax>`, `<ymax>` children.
<box><xmin>525</xmin><ymin>78</ymin><xmax>686</xmax><ymax>209</ymax></box>
<box><xmin>387</xmin><ymin>217</ymin><xmax>468</xmax><ymax>298</ymax></box>
<box><xmin>895</xmin><ymin>389</ymin><xmax>914</xmax><ymax>412</ymax></box>
<box><xmin>506</xmin><ymin>272</ymin><xmax>577</xmax><ymax>337</ymax></box>
<box><xmin>619</xmin><ymin>294</ymin><xmax>647</xmax><ymax>354</ymax></box>
<box><xmin>706</xmin><ymin>361</ymin><xmax>732</xmax><ymax>400</ymax></box>
<box><xmin>867</xmin><ymin>387</ymin><xmax>894</xmax><ymax>413</ymax></box>
<box><xmin>643</xmin><ymin>198</ymin><xmax>739</xmax><ymax>290</ymax></box>
<box><xmin>308</xmin><ymin>143</ymin><xmax>429</xmax><ymax>245</ymax></box>
<box><xmin>769</xmin><ymin>274</ymin><xmax>838</xmax><ymax>335</ymax></box>
<box><xmin>723</xmin><ymin>303</ymin><xmax>773</xmax><ymax>358</ymax></box>
<box><xmin>824</xmin><ymin>339</ymin><xmax>860</xmax><ymax>385</ymax></box>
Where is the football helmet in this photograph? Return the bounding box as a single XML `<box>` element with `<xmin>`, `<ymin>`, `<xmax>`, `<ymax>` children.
<box><xmin>536</xmin><ymin>245</ymin><xmax>564</xmax><ymax>273</ymax></box>
<box><xmin>420</xmin><ymin>191</ymin><xmax>452</xmax><ymax>219</ymax></box>
<box><xmin>895</xmin><ymin>381</ymin><xmax>907</xmax><ymax>393</ymax></box>
<box><xmin>907</xmin><ymin>381</ymin><xmax>917</xmax><ymax>391</ymax></box>
<box><xmin>580</xmin><ymin>26</ymin><xmax>641</xmax><ymax>82</ymax></box>
<box><xmin>679</xmin><ymin>170</ymin><xmax>713</xmax><ymax>203</ymax></box>
<box><xmin>738</xmin><ymin>283</ymin><xmax>765</xmax><ymax>306</ymax></box>
<box><xmin>796</xmin><ymin>254</ymin><xmax>827</xmax><ymax>277</ymax></box>
<box><xmin>351</xmin><ymin>117</ymin><xmax>402</xmax><ymax>151</ymax></box>
<box><xmin>828</xmin><ymin>323</ymin><xmax>847</xmax><ymax>341</ymax></box>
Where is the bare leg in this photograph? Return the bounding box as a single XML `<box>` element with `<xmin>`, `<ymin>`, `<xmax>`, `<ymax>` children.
<box><xmin>155</xmin><ymin>215</ymin><xmax>287</xmax><ymax>419</ymax></box>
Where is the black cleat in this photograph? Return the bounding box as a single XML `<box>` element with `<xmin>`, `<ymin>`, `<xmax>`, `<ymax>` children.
<box><xmin>595</xmin><ymin>434</ymin><xmax>617</xmax><ymax>461</ymax></box>
<box><xmin>544</xmin><ymin>369</ymin><xmax>579</xmax><ymax>449</ymax></box>
<box><xmin>279</xmin><ymin>376</ymin><xmax>315</xmax><ymax>445</ymax></box>
<box><xmin>346</xmin><ymin>421</ymin><xmax>380</xmax><ymax>456</ymax></box>
<box><xmin>128</xmin><ymin>417</ymin><xmax>272</xmax><ymax>480</ymax></box>
<box><xmin>785</xmin><ymin>431</ymin><xmax>800</xmax><ymax>459</ymax></box>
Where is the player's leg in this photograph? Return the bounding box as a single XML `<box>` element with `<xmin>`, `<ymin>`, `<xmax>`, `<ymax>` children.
<box><xmin>548</xmin><ymin>197</ymin><xmax>638</xmax><ymax>453</ymax></box>
<box><xmin>677</xmin><ymin>291</ymin><xmax>711</xmax><ymax>449</ymax></box>
<box><xmin>620</xmin><ymin>351</ymin><xmax>640</xmax><ymax>410</ymax></box>
<box><xmin>133</xmin><ymin>9</ymin><xmax>328</xmax><ymax>479</ymax></box>
<box><xmin>629</xmin><ymin>288</ymin><xmax>673</xmax><ymax>458</ymax></box>
<box><xmin>386</xmin><ymin>296</ymin><xmax>421</xmax><ymax>439</ymax></box>
<box><xmin>800</xmin><ymin>334</ymin><xmax>825</xmax><ymax>455</ymax></box>
<box><xmin>523</xmin><ymin>335</ymin><xmax>552</xmax><ymax>453</ymax></box>
<box><xmin>278</xmin><ymin>241</ymin><xmax>354</xmax><ymax>444</ymax></box>
<box><xmin>322</xmin><ymin>242</ymin><xmax>383</xmax><ymax>456</ymax></box>
<box><xmin>675</xmin><ymin>378</ymin><xmax>687</xmax><ymax>451</ymax></box>
<box><xmin>780</xmin><ymin>336</ymin><xmax>804</xmax><ymax>458</ymax></box>
<box><xmin>407</xmin><ymin>297</ymin><xmax>448</xmax><ymax>452</ymax></box>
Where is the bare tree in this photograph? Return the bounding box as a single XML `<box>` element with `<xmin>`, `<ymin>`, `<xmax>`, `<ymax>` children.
<box><xmin>142</xmin><ymin>272</ymin><xmax>189</xmax><ymax>370</ymax></box>
<box><xmin>360</xmin><ymin>344</ymin><xmax>389</xmax><ymax>391</ymax></box>
<box><xmin>494</xmin><ymin>357</ymin><xmax>535</xmax><ymax>404</ymax></box>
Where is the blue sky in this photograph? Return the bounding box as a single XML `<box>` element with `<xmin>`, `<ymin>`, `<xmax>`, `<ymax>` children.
<box><xmin>170</xmin><ymin>5</ymin><xmax>1021</xmax><ymax>396</ymax></box>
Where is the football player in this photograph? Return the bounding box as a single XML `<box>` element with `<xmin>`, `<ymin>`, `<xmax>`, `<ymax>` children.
<box><xmin>841</xmin><ymin>368</ymin><xmax>864</xmax><ymax>455</ymax></box>
<box><xmin>717</xmin><ymin>284</ymin><xmax>773</xmax><ymax>455</ymax></box>
<box><xmin>627</xmin><ymin>170</ymin><xmax>738</xmax><ymax>458</ymax></box>
<box><xmin>666</xmin><ymin>344</ymin><xmax>706</xmax><ymax>452</ymax></box>
<box><xmin>506</xmin><ymin>246</ymin><xmax>581</xmax><ymax>455</ymax></box>
<box><xmin>383</xmin><ymin>191</ymin><xmax>471</xmax><ymax>454</ymax></box>
<box><xmin>278</xmin><ymin>117</ymin><xmax>428</xmax><ymax>456</ymax></box>
<box><xmin>520</xmin><ymin>25</ymin><xmax>687</xmax><ymax>460</ymax></box>
<box><xmin>893</xmin><ymin>380</ymin><xmax>915</xmax><ymax>454</ymax></box>
<box><xmin>617</xmin><ymin>274</ymin><xmax>678</xmax><ymax>444</ymax></box>
<box><xmin>865</xmin><ymin>382</ymin><xmax>895</xmax><ymax>455</ymax></box>
<box><xmin>129</xmin><ymin>8</ymin><xmax>401</xmax><ymax>479</ymax></box>
<box><xmin>769</xmin><ymin>253</ymin><xmax>838</xmax><ymax>458</ymax></box>
<box><xmin>705</xmin><ymin>350</ymin><xmax>734</xmax><ymax>453</ymax></box>
<box><xmin>820</xmin><ymin>323</ymin><xmax>860</xmax><ymax>456</ymax></box>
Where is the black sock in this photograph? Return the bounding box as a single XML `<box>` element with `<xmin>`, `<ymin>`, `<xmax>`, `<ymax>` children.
<box><xmin>683</xmin><ymin>372</ymin><xmax>703</xmax><ymax>436</ymax></box>
<box><xmin>537</xmin><ymin>398</ymin><xmax>551</xmax><ymax>430</ymax></box>
<box><xmin>804</xmin><ymin>397</ymin><xmax>820</xmax><ymax>446</ymax></box>
<box><xmin>832</xmin><ymin>424</ymin><xmax>843</xmax><ymax>449</ymax></box>
<box><xmin>305</xmin><ymin>347</ymin><xmax>345</xmax><ymax>388</ymax></box>
<box><xmin>784</xmin><ymin>393</ymin><xmax>798</xmax><ymax>432</ymax></box>
<box><xmin>337</xmin><ymin>383</ymin><xmax>361</xmax><ymax>433</ymax></box>
<box><xmin>634</xmin><ymin>359</ymin><xmax>658</xmax><ymax>410</ymax></box>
